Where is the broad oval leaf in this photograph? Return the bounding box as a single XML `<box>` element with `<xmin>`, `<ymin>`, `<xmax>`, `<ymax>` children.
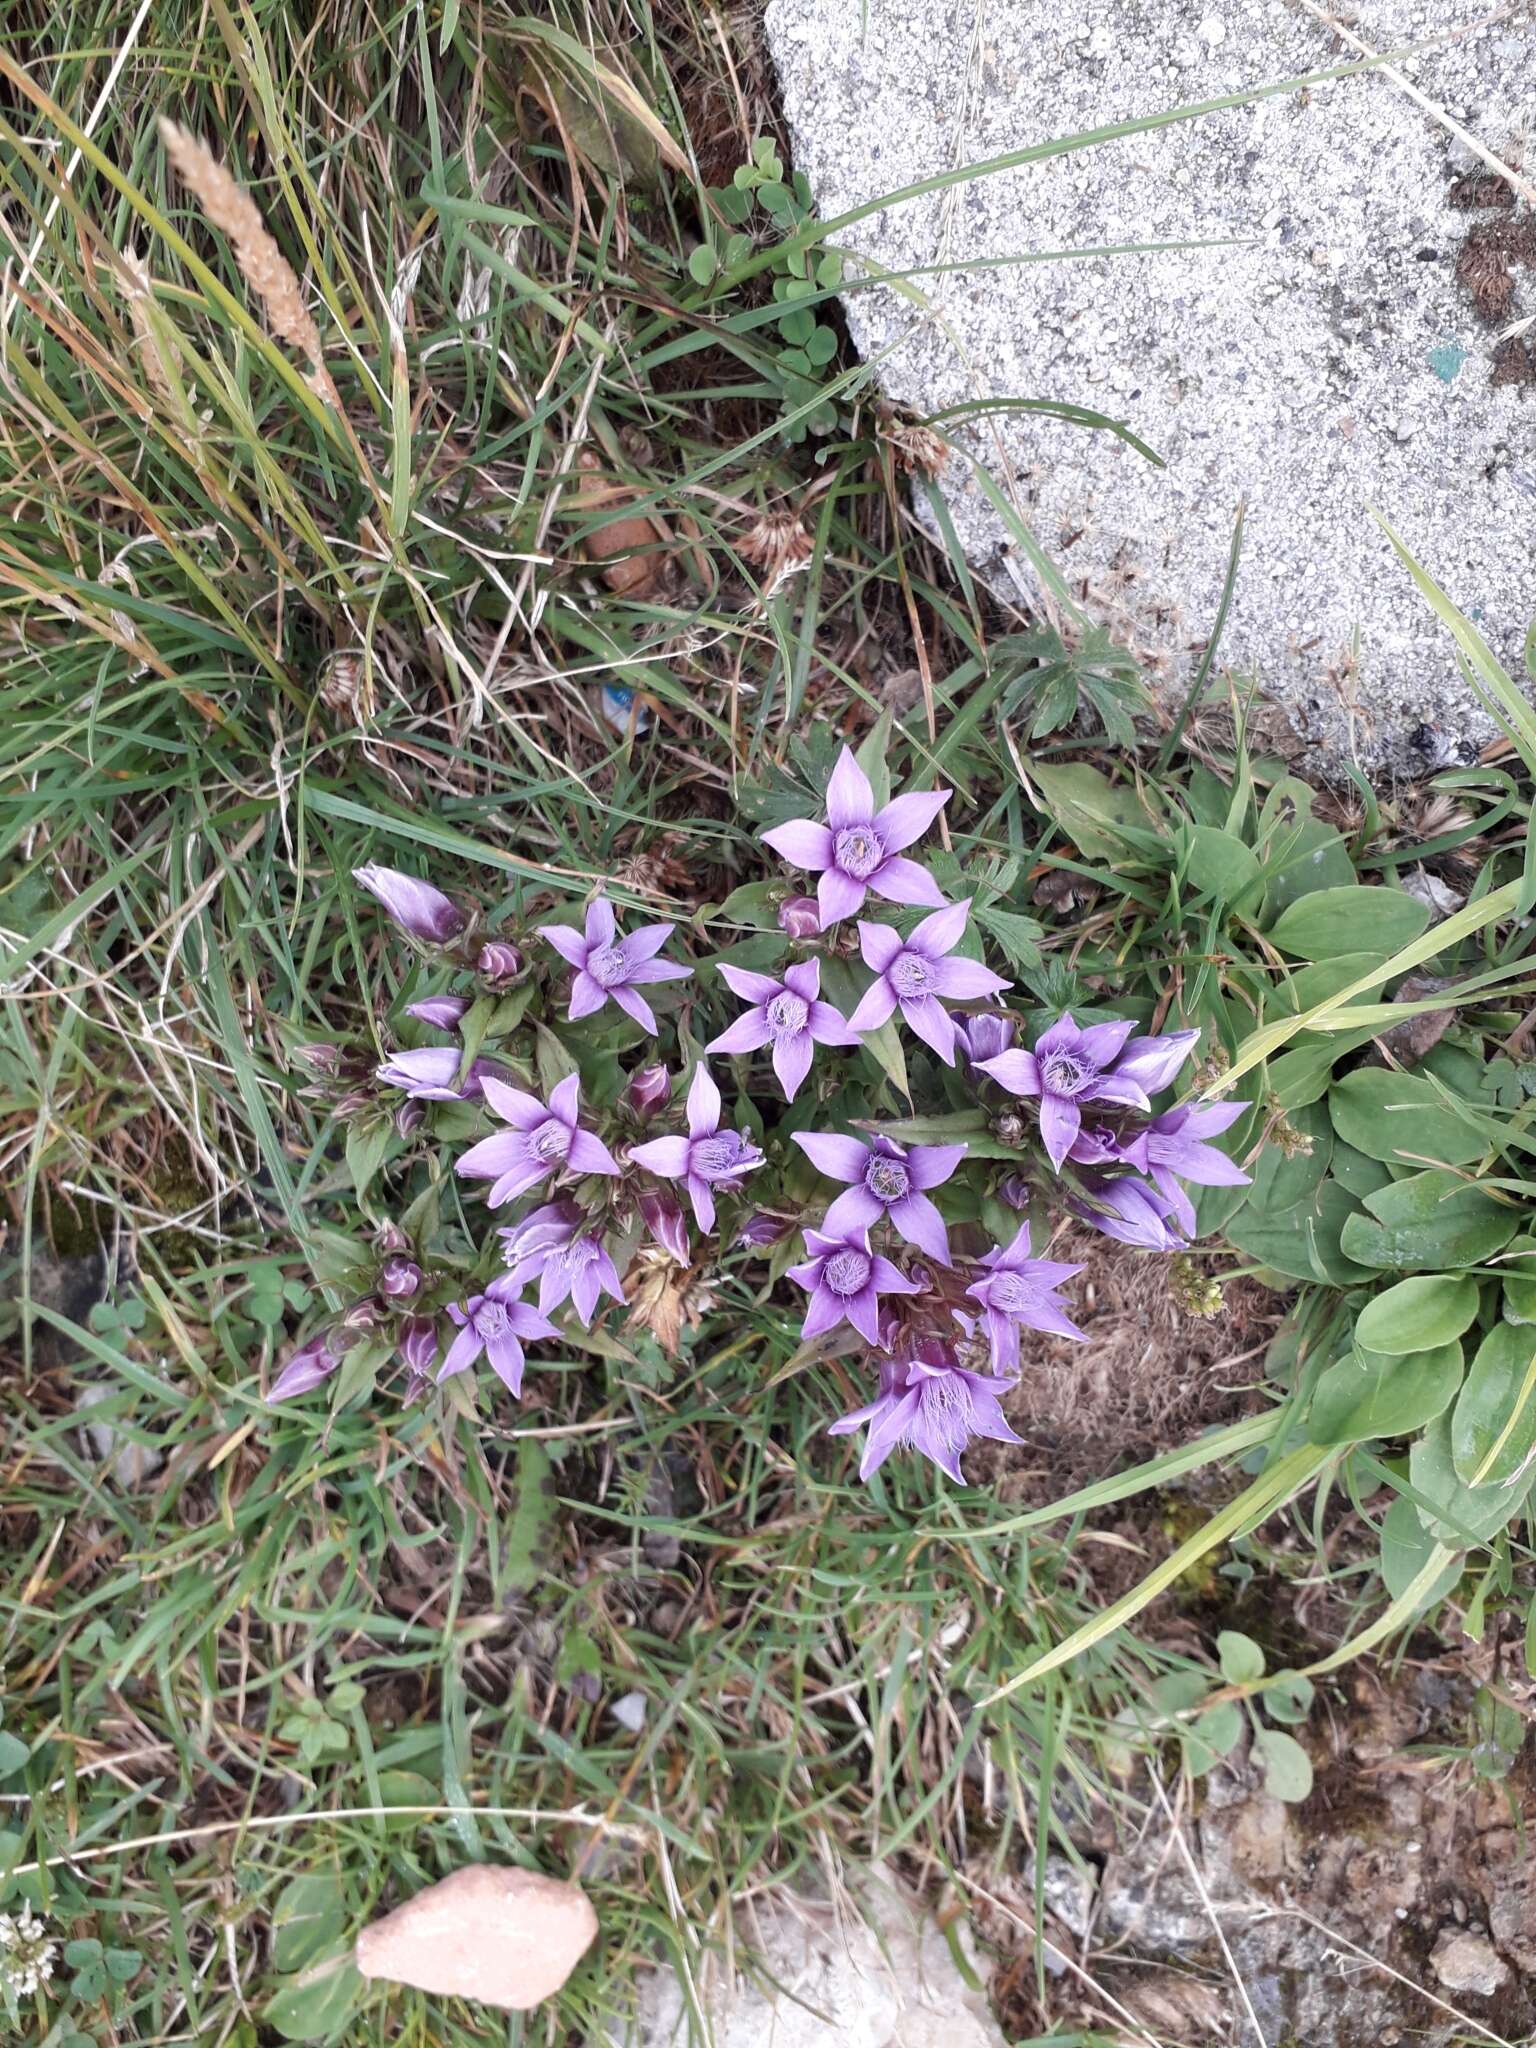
<box><xmin>271</xmin><ymin>1873</ymin><xmax>348</xmax><ymax>1975</ymax></box>
<box><xmin>1184</xmin><ymin>825</ymin><xmax>1263</xmax><ymax>911</ymax></box>
<box><xmin>1308</xmin><ymin>1339</ymin><xmax>1463</xmax><ymax>1446</ymax></box>
<box><xmin>1328</xmin><ymin>1067</ymin><xmax>1491</xmax><ymax>1170</ymax></box>
<box><xmin>1409</xmin><ymin>1413</ymin><xmax>1530</xmax><ymax>1545</ymax></box>
<box><xmin>1339</xmin><ymin>1171</ymin><xmax>1518</xmax><ymax>1272</ymax></box>
<box><xmin>1354</xmin><ymin>1274</ymin><xmax>1481</xmax><ymax>1355</ymax></box>
<box><xmin>266</xmin><ymin>1949</ymin><xmax>363</xmax><ymax>2044</ymax></box>
<box><xmin>1252</xmin><ymin>1725</ymin><xmax>1313</xmax><ymax>1802</ymax></box>
<box><xmin>1268</xmin><ymin>884</ymin><xmax>1429</xmax><ymax>962</ymax></box>
<box><xmin>1451</xmin><ymin>1322</ymin><xmax>1536</xmax><ymax>1488</ymax></box>
<box><xmin>1226</xmin><ymin>1179</ymin><xmax>1372</xmax><ymax>1286</ymax></box>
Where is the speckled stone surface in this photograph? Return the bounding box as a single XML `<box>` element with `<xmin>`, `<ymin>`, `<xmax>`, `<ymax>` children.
<box><xmin>764</xmin><ymin>0</ymin><xmax>1536</xmax><ymax>771</ymax></box>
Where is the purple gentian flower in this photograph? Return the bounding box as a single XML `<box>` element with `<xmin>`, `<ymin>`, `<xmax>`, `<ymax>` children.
<box><xmin>405</xmin><ymin>994</ymin><xmax>469</xmax><ymax>1031</ymax></box>
<box><xmin>538</xmin><ymin>898</ymin><xmax>690</xmax><ymax>1032</ymax></box>
<box><xmin>792</xmin><ymin>1130</ymin><xmax>966</xmax><ymax>1266</ymax></box>
<box><xmin>965</xmin><ymin>1224</ymin><xmax>1086</xmax><ymax>1373</ymax></box>
<box><xmin>827</xmin><ymin>1336</ymin><xmax>1022</xmax><ymax>1483</ymax></box>
<box><xmin>786</xmin><ymin>1226</ymin><xmax>923</xmax><ymax>1346</ymax></box>
<box><xmin>761</xmin><ymin>747</ymin><xmax>951</xmax><ymax>926</ymax></box>
<box><xmin>379</xmin><ymin>1256</ymin><xmax>423</xmax><ymax>1300</ymax></box>
<box><xmin>531</xmin><ymin>1235</ymin><xmax>624</xmax><ymax>1327</ymax></box>
<box><xmin>706</xmin><ymin>959</ymin><xmax>859</xmax><ymax>1101</ymax></box>
<box><xmin>498</xmin><ymin>1199</ymin><xmax>583</xmax><ymax>1286</ymax></box>
<box><xmin>456</xmin><ymin>1073</ymin><xmax>620</xmax><ymax>1206</ymax></box>
<box><xmin>353</xmin><ymin>863</ymin><xmax>466</xmax><ymax>944</ymax></box>
<box><xmin>847</xmin><ymin>900</ymin><xmax>1012</xmax><ymax>1066</ymax></box>
<box><xmin>1066</xmin><ymin>1122</ymin><xmax>1147</xmax><ymax>1172</ymax></box>
<box><xmin>1070</xmin><ymin>1175</ymin><xmax>1189</xmax><ymax>1251</ymax></box>
<box><xmin>627</xmin><ymin>1064</ymin><xmax>764</xmax><ymax>1232</ymax></box>
<box><xmin>778</xmin><ymin>895</ymin><xmax>821</xmax><ymax>939</ymax></box>
<box><xmin>476</xmin><ymin>940</ymin><xmax>524</xmax><ymax>986</ymax></box>
<box><xmin>269</xmin><ymin>1326</ymin><xmax>343</xmax><ymax>1402</ymax></box>
<box><xmin>1139</xmin><ymin>1102</ymin><xmax>1250</xmax><ymax>1235</ymax></box>
<box><xmin>639</xmin><ymin>1188</ymin><xmax>691</xmax><ymax>1263</ymax></box>
<box><xmin>376</xmin><ymin>1046</ymin><xmax>495</xmax><ymax>1101</ymax></box>
<box><xmin>957</xmin><ymin>1012</ymin><xmax>1016</xmax><ymax>1066</ymax></box>
<box><xmin>438</xmin><ymin>1281</ymin><xmax>560</xmax><ymax>1397</ymax></box>
<box><xmin>981</xmin><ymin>1017</ymin><xmax>1200</xmax><ymax>1172</ymax></box>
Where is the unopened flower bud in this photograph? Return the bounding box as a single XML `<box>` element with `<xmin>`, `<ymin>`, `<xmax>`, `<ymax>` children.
<box><xmin>626</xmin><ymin>1063</ymin><xmax>670</xmax><ymax>1115</ymax></box>
<box><xmin>341</xmin><ymin>1296</ymin><xmax>382</xmax><ymax>1332</ymax></box>
<box><xmin>379</xmin><ymin>1255</ymin><xmax>423</xmax><ymax>1300</ymax></box>
<box><xmin>293</xmin><ymin>1043</ymin><xmax>342</xmax><ymax>1077</ymax></box>
<box><xmin>399</xmin><ymin>1314</ymin><xmax>439</xmax><ymax>1374</ymax></box>
<box><xmin>998</xmin><ymin>1173</ymin><xmax>1031</xmax><ymax>1211</ymax></box>
<box><xmin>736</xmin><ymin>1210</ymin><xmax>793</xmax><ymax>1248</ymax></box>
<box><xmin>639</xmin><ymin>1188</ymin><xmax>690</xmax><ymax>1264</ymax></box>
<box><xmin>374</xmin><ymin>1220</ymin><xmax>411</xmax><ymax>1254</ymax></box>
<box><xmin>476</xmin><ymin>939</ymin><xmax>524</xmax><ymax>987</ymax></box>
<box><xmin>959</xmin><ymin>1012</ymin><xmax>1016</xmax><ymax>1065</ymax></box>
<box><xmin>395</xmin><ymin>1099</ymin><xmax>425</xmax><ymax>1138</ymax></box>
<box><xmin>352</xmin><ymin>863</ymin><xmax>467</xmax><ymax>945</ymax></box>
<box><xmin>405</xmin><ymin>994</ymin><xmax>469</xmax><ymax>1031</ymax></box>
<box><xmin>992</xmin><ymin>1110</ymin><xmax>1028</xmax><ymax>1148</ymax></box>
<box><xmin>269</xmin><ymin>1327</ymin><xmax>342</xmax><ymax>1402</ymax></box>
<box><xmin>777</xmin><ymin>895</ymin><xmax>821</xmax><ymax>940</ymax></box>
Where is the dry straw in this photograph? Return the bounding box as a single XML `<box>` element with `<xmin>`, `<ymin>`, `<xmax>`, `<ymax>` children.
<box><xmin>158</xmin><ymin>118</ymin><xmax>339</xmax><ymax>406</ymax></box>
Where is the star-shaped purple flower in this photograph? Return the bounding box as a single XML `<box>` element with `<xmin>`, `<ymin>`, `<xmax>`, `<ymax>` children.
<box><xmin>761</xmin><ymin>747</ymin><xmax>951</xmax><ymax>926</ymax></box>
<box><xmin>827</xmin><ymin>1334</ymin><xmax>1022</xmax><ymax>1484</ymax></box>
<box><xmin>1138</xmin><ymin>1101</ymin><xmax>1250</xmax><ymax>1235</ymax></box>
<box><xmin>964</xmin><ymin>1223</ymin><xmax>1086</xmax><ymax>1373</ymax></box>
<box><xmin>627</xmin><ymin>1063</ymin><xmax>764</xmax><ymax>1233</ymax></box>
<box><xmin>538</xmin><ymin>898</ymin><xmax>691</xmax><ymax>1033</ymax></box>
<box><xmin>980</xmin><ymin>1017</ymin><xmax>1200</xmax><ymax>1172</ymax></box>
<box><xmin>438</xmin><ymin>1280</ymin><xmax>560</xmax><ymax>1397</ymax></box>
<box><xmin>792</xmin><ymin>1130</ymin><xmax>966</xmax><ymax>1266</ymax></box>
<box><xmin>705</xmin><ymin>958</ymin><xmax>859</xmax><ymax>1101</ymax></box>
<box><xmin>1070</xmin><ymin>1175</ymin><xmax>1189</xmax><ymax>1251</ymax></box>
<box><xmin>787</xmin><ymin>1226</ymin><xmax>923</xmax><ymax>1347</ymax></box>
<box><xmin>847</xmin><ymin>899</ymin><xmax>1012</xmax><ymax>1066</ymax></box>
<box><xmin>456</xmin><ymin>1073</ymin><xmax>620</xmax><ymax>1206</ymax></box>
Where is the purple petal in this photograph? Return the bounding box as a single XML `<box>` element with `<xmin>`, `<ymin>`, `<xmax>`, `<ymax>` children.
<box><xmin>908</xmin><ymin>1143</ymin><xmax>967</xmax><ymax>1191</ymax></box>
<box><xmin>629</xmin><ymin>1134</ymin><xmax>690</xmax><ymax>1177</ymax></box>
<box><xmin>566</xmin><ymin>1128</ymin><xmax>620</xmax><ymax>1176</ymax></box>
<box><xmin>873</xmin><ymin>787</ymin><xmax>950</xmax><ymax>852</ymax></box>
<box><xmin>930</xmin><ymin>957</ymin><xmax>1011</xmax><ymax>1001</ymax></box>
<box><xmin>568</xmin><ymin>971</ymin><xmax>608</xmax><ymax>1021</ymax></box>
<box><xmin>979</xmin><ymin>1049</ymin><xmax>1040</xmax><ymax>1097</ymax></box>
<box><xmin>782</xmin><ymin>958</ymin><xmax>821</xmax><ymax>1002</ymax></box>
<box><xmin>843</xmin><ymin>1284</ymin><xmax>883</xmax><ymax>1346</ymax></box>
<box><xmin>771</xmin><ymin>1029</ymin><xmax>814</xmax><ymax>1101</ymax></box>
<box><xmin>487</xmin><ymin>1161</ymin><xmax>552</xmax><ymax>1205</ymax></box>
<box><xmin>1075</xmin><ymin>1017</ymin><xmax>1139</xmax><ymax>1067</ymax></box>
<box><xmin>1086</xmin><ymin>1073</ymin><xmax>1152</xmax><ymax>1113</ymax></box>
<box><xmin>456</xmin><ymin>1130</ymin><xmax>530</xmax><ymax>1181</ymax></box>
<box><xmin>860</xmin><ymin>1389</ymin><xmax>922</xmax><ymax>1478</ymax></box>
<box><xmin>887</xmin><ymin>1191</ymin><xmax>951</xmax><ymax>1265</ymax></box>
<box><xmin>436</xmin><ymin>1324</ymin><xmax>484</xmax><ymax>1381</ymax></box>
<box><xmin>539</xmin><ymin>924</ymin><xmax>590</xmax><ymax>968</ymax></box>
<box><xmin>687</xmin><ymin>1062</ymin><xmax>722</xmax><ymax>1138</ymax></box>
<box><xmin>624</xmin><ymin>957</ymin><xmax>692</xmax><ymax>986</ymax></box>
<box><xmin>900</xmin><ymin>994</ymin><xmax>958</xmax><ymax>1066</ymax></box>
<box><xmin>792</xmin><ymin>1130</ymin><xmax>869</xmax><ymax>1182</ymax></box>
<box><xmin>717</xmin><ymin>963</ymin><xmax>782</xmax><ymax>1003</ymax></box>
<box><xmin>817</xmin><ymin>866</ymin><xmax>867</xmax><ymax>925</ymax></box>
<box><xmin>1034</xmin><ymin>1014</ymin><xmax>1081</xmax><ymax>1058</ymax></box>
<box><xmin>967</xmin><ymin>1386</ymin><xmax>1025</xmax><ymax>1448</ymax></box>
<box><xmin>707</xmin><ymin>1009</ymin><xmax>772</xmax><ymax>1056</ymax></box>
<box><xmin>585</xmin><ymin>898</ymin><xmax>617</xmax><ymax>948</ymax></box>
<box><xmin>907</xmin><ymin>897</ymin><xmax>970</xmax><ymax>959</ymax></box>
<box><xmin>847</xmin><ymin>977</ymin><xmax>898</xmax><ymax>1034</ymax></box>
<box><xmin>868</xmin><ymin>1256</ymin><xmax>923</xmax><ymax>1296</ymax></box>
<box><xmin>481</xmin><ymin>1077</ymin><xmax>549</xmax><ymax>1131</ymax></box>
<box><xmin>823</xmin><ymin>1184</ymin><xmax>885</xmax><ymax>1236</ymax></box>
<box><xmin>824</xmin><ymin>747</ymin><xmax>875</xmax><ymax>831</ymax></box>
<box><xmin>610</xmin><ymin>983</ymin><xmax>659</xmax><ymax>1033</ymax></box>
<box><xmin>1152</xmin><ymin>1166</ymin><xmax>1198</xmax><ymax>1238</ymax></box>
<box><xmin>857</xmin><ymin>920</ymin><xmax>902</xmax><ymax>972</ymax></box>
<box><xmin>1113</xmin><ymin>1028</ymin><xmax>1201</xmax><ymax>1094</ymax></box>
<box><xmin>405</xmin><ymin>995</ymin><xmax>470</xmax><ymax>1030</ymax></box>
<box><xmin>687</xmin><ymin>1175</ymin><xmax>717</xmax><ymax>1235</ymax></box>
<box><xmin>867</xmin><ymin>856</ymin><xmax>947</xmax><ymax>908</ymax></box>
<box><xmin>762</xmin><ymin>817</ymin><xmax>835</xmax><ymax>870</ymax></box>
<box><xmin>801</xmin><ymin>1282</ymin><xmax>848</xmax><ymax>1340</ymax></box>
<box><xmin>1039</xmin><ymin>1092</ymin><xmax>1082</xmax><ymax>1172</ymax></box>
<box><xmin>484</xmin><ymin>1333</ymin><xmax>527</xmax><ymax>1395</ymax></box>
<box><xmin>548</xmin><ymin>1073</ymin><xmax>582</xmax><ymax>1127</ymax></box>
<box><xmin>808</xmin><ymin>1000</ymin><xmax>860</xmax><ymax>1045</ymax></box>
<box><xmin>620</xmin><ymin>921</ymin><xmax>678</xmax><ymax>964</ymax></box>
<box><xmin>1180</xmin><ymin>1100</ymin><xmax>1249</xmax><ymax>1139</ymax></box>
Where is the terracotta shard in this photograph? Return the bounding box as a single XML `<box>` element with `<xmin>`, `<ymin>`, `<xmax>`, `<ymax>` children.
<box><xmin>355</xmin><ymin>1863</ymin><xmax>597</xmax><ymax>2010</ymax></box>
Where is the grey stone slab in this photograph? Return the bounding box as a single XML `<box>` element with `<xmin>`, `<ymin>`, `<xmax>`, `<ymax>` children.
<box><xmin>765</xmin><ymin>0</ymin><xmax>1536</xmax><ymax>770</ymax></box>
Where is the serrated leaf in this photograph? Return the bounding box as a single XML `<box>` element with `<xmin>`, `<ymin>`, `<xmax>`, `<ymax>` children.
<box><xmin>974</xmin><ymin>904</ymin><xmax>1043</xmax><ymax>972</ymax></box>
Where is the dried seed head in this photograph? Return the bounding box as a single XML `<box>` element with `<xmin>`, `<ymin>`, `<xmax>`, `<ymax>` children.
<box><xmin>880</xmin><ymin>412</ymin><xmax>950</xmax><ymax>476</ymax></box>
<box><xmin>739</xmin><ymin>509</ymin><xmax>814</xmax><ymax>584</ymax></box>
<box><xmin>158</xmin><ymin>119</ymin><xmax>338</xmax><ymax>404</ymax></box>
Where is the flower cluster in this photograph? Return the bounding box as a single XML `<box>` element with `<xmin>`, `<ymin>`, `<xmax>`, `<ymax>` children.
<box><xmin>276</xmin><ymin>749</ymin><xmax>1251</xmax><ymax>1489</ymax></box>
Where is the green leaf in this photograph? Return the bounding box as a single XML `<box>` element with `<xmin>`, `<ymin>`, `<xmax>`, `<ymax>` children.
<box><xmin>1409</xmin><ymin>1413</ymin><xmax>1530</xmax><ymax>1544</ymax></box>
<box><xmin>1340</xmin><ymin>1170</ymin><xmax>1518</xmax><ymax>1271</ymax></box>
<box><xmin>64</xmin><ymin>1939</ymin><xmax>103</xmax><ymax>1966</ymax></box>
<box><xmin>104</xmin><ymin>1948</ymin><xmax>142</xmax><ymax>1983</ymax></box>
<box><xmin>534</xmin><ymin>1019</ymin><xmax>580</xmax><ymax>1094</ymax></box>
<box><xmin>344</xmin><ymin>1119</ymin><xmax>392</xmax><ymax>1199</ymax></box>
<box><xmin>271</xmin><ymin>1874</ymin><xmax>348</xmax><ymax>1974</ymax></box>
<box><xmin>1268</xmin><ymin>885</ymin><xmax>1429</xmax><ymax>961</ymax></box>
<box><xmin>973</xmin><ymin>903</ymin><xmax>1043</xmax><ymax>972</ymax></box>
<box><xmin>1183</xmin><ymin>825</ymin><xmax>1263</xmax><ymax>911</ymax></box>
<box><xmin>1379</xmin><ymin>1495</ymin><xmax>1464</xmax><ymax>1604</ymax></box>
<box><xmin>1244</xmin><ymin>1099</ymin><xmax>1331</xmax><ymax>1214</ymax></box>
<box><xmin>1024</xmin><ymin>759</ymin><xmax>1158</xmax><ymax>861</ymax></box>
<box><xmin>1216</xmin><ymin>1630</ymin><xmax>1265</xmax><ymax>1683</ymax></box>
<box><xmin>859</xmin><ymin>1010</ymin><xmax>909</xmax><ymax>1103</ymax></box>
<box><xmin>1354</xmin><ymin>1274</ymin><xmax>1481</xmax><ymax>1355</ymax></box>
<box><xmin>1253</xmin><ymin>1726</ymin><xmax>1313</xmax><ymax>1802</ymax></box>
<box><xmin>0</xmin><ymin>1732</ymin><xmax>29</xmax><ymax>1776</ymax></box>
<box><xmin>686</xmin><ymin>243</ymin><xmax>716</xmax><ymax>286</ymax></box>
<box><xmin>1451</xmin><ymin>1321</ymin><xmax>1536</xmax><ymax>1487</ymax></box>
<box><xmin>376</xmin><ymin>1769</ymin><xmax>439</xmax><ymax>1833</ymax></box>
<box><xmin>505</xmin><ymin>1440</ymin><xmax>559</xmax><ymax>1591</ymax></box>
<box><xmin>1328</xmin><ymin>1067</ymin><xmax>1491</xmax><ymax>1169</ymax></box>
<box><xmin>1308</xmin><ymin>1339</ymin><xmax>1463</xmax><ymax>1445</ymax></box>
<box><xmin>1225</xmin><ymin>1179</ymin><xmax>1371</xmax><ymax>1285</ymax></box>
<box><xmin>1259</xmin><ymin>818</ymin><xmax>1357</xmax><ymax>917</ymax></box>
<box><xmin>1264</xmin><ymin>1671</ymin><xmax>1315</xmax><ymax>1726</ymax></box>
<box><xmin>266</xmin><ymin>1949</ymin><xmax>363</xmax><ymax>2043</ymax></box>
<box><xmin>853</xmin><ymin>709</ymin><xmax>893</xmax><ymax>810</ymax></box>
<box><xmin>1186</xmin><ymin>1699</ymin><xmax>1244</xmax><ymax>1774</ymax></box>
